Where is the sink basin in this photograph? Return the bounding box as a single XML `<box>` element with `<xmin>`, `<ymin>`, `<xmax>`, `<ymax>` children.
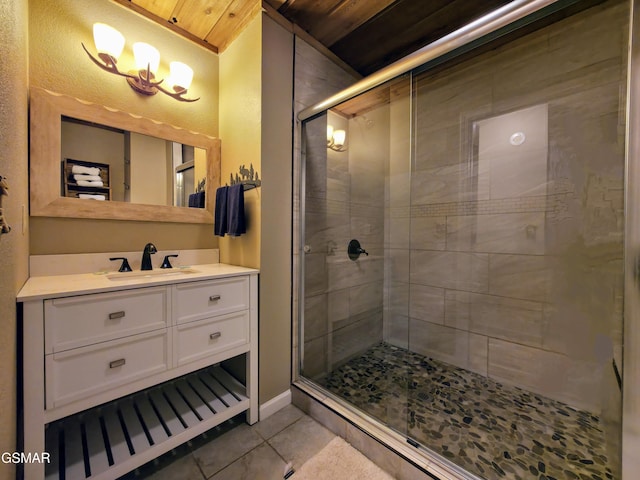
<box><xmin>106</xmin><ymin>268</ymin><xmax>199</xmax><ymax>281</ymax></box>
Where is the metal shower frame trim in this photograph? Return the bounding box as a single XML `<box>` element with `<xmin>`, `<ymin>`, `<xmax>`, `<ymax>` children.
<box><xmin>297</xmin><ymin>0</ymin><xmax>571</xmax><ymax>122</ymax></box>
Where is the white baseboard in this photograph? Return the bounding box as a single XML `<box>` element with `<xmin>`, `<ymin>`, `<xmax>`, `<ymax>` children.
<box><xmin>259</xmin><ymin>389</ymin><xmax>291</xmax><ymax>421</ymax></box>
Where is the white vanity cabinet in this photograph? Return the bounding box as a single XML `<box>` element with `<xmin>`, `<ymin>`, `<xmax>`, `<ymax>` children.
<box><xmin>44</xmin><ymin>287</ymin><xmax>169</xmax><ymax>355</ymax></box>
<box><xmin>18</xmin><ymin>266</ymin><xmax>258</xmax><ymax>480</ymax></box>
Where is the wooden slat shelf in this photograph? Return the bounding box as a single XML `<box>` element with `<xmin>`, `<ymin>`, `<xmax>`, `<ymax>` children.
<box><xmin>44</xmin><ymin>364</ymin><xmax>249</xmax><ymax>480</ymax></box>
<box><xmin>62</xmin><ymin>159</ymin><xmax>112</xmax><ymax>201</ymax></box>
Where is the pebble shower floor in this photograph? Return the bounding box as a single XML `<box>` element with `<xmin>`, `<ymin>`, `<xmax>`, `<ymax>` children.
<box><xmin>319</xmin><ymin>342</ymin><xmax>614</xmax><ymax>480</ymax></box>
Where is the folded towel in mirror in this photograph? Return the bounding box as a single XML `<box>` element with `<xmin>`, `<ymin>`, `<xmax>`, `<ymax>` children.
<box><xmin>73</xmin><ymin>174</ymin><xmax>102</xmax><ymax>182</ymax></box>
<box><xmin>77</xmin><ymin>180</ymin><xmax>104</xmax><ymax>187</ymax></box>
<box><xmin>71</xmin><ymin>165</ymin><xmax>100</xmax><ymax>176</ymax></box>
<box><xmin>78</xmin><ymin>194</ymin><xmax>106</xmax><ymax>200</ymax></box>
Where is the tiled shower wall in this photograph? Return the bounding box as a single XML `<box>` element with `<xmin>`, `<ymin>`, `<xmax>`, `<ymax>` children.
<box><xmin>303</xmin><ymin>109</ymin><xmax>387</xmax><ymax>378</ymax></box>
<box><xmin>295</xmin><ymin>37</ymin><xmax>369</xmax><ymax>380</ymax></box>
<box><xmin>384</xmin><ymin>0</ymin><xmax>626</xmax><ymax>414</ymax></box>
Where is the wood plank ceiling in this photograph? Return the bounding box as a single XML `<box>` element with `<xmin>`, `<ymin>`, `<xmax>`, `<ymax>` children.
<box><xmin>113</xmin><ymin>0</ymin><xmax>263</xmax><ymax>53</ymax></box>
<box><xmin>114</xmin><ymin>0</ymin><xmax>513</xmax><ymax>77</ymax></box>
<box><xmin>267</xmin><ymin>0</ymin><xmax>513</xmax><ymax>76</ymax></box>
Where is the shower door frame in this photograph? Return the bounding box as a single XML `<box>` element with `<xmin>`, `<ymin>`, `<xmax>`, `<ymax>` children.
<box><xmin>624</xmin><ymin>0</ymin><xmax>640</xmax><ymax>477</ymax></box>
<box><xmin>294</xmin><ymin>1</ymin><xmax>640</xmax><ymax>479</ymax></box>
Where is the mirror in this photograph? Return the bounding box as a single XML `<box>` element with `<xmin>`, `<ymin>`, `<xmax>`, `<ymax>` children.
<box><xmin>61</xmin><ymin>117</ymin><xmax>209</xmax><ymax>207</ymax></box>
<box><xmin>30</xmin><ymin>87</ymin><xmax>220</xmax><ymax>223</ymax></box>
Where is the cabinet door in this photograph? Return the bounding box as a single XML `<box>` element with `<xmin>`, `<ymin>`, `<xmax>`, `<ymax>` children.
<box><xmin>45</xmin><ymin>329</ymin><xmax>169</xmax><ymax>409</ymax></box>
<box><xmin>174</xmin><ymin>311</ymin><xmax>250</xmax><ymax>366</ymax></box>
<box><xmin>45</xmin><ymin>286</ymin><xmax>168</xmax><ymax>353</ymax></box>
<box><xmin>172</xmin><ymin>276</ymin><xmax>249</xmax><ymax>324</ymax></box>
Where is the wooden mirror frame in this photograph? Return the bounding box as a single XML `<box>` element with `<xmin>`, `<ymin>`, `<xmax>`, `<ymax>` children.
<box><xmin>29</xmin><ymin>87</ymin><xmax>220</xmax><ymax>223</ymax></box>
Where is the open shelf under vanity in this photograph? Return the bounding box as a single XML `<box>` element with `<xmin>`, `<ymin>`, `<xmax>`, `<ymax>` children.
<box><xmin>45</xmin><ymin>364</ymin><xmax>248</xmax><ymax>480</ymax></box>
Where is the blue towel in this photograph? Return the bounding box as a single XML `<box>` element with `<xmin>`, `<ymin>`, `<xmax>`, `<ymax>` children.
<box><xmin>188</xmin><ymin>192</ymin><xmax>204</xmax><ymax>207</ymax></box>
<box><xmin>193</xmin><ymin>191</ymin><xmax>205</xmax><ymax>208</ymax></box>
<box><xmin>226</xmin><ymin>184</ymin><xmax>246</xmax><ymax>236</ymax></box>
<box><xmin>214</xmin><ymin>186</ymin><xmax>228</xmax><ymax>236</ymax></box>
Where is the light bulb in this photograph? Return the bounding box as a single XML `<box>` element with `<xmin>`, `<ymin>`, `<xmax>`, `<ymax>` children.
<box><xmin>167</xmin><ymin>61</ymin><xmax>194</xmax><ymax>92</ymax></box>
<box><xmin>327</xmin><ymin>125</ymin><xmax>334</xmax><ymax>145</ymax></box>
<box><xmin>332</xmin><ymin>129</ymin><xmax>346</xmax><ymax>147</ymax></box>
<box><xmin>133</xmin><ymin>42</ymin><xmax>160</xmax><ymax>75</ymax></box>
<box><xmin>93</xmin><ymin>23</ymin><xmax>125</xmax><ymax>62</ymax></box>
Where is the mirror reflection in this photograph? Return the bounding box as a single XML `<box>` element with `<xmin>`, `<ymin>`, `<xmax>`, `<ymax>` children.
<box><xmin>61</xmin><ymin>117</ymin><xmax>207</xmax><ymax>208</ymax></box>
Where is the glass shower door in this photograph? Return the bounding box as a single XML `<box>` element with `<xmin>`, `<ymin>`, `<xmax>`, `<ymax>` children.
<box><xmin>403</xmin><ymin>1</ymin><xmax>625</xmax><ymax>476</ymax></box>
<box><xmin>300</xmin><ymin>75</ymin><xmax>414</xmax><ymax>438</ymax></box>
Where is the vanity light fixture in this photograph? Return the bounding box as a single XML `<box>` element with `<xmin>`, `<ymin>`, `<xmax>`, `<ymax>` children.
<box><xmin>82</xmin><ymin>23</ymin><xmax>199</xmax><ymax>103</ymax></box>
<box><xmin>327</xmin><ymin>125</ymin><xmax>347</xmax><ymax>151</ymax></box>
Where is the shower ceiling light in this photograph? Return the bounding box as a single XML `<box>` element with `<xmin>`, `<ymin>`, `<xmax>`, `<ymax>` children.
<box><xmin>82</xmin><ymin>23</ymin><xmax>199</xmax><ymax>103</ymax></box>
<box><xmin>510</xmin><ymin>131</ymin><xmax>526</xmax><ymax>146</ymax></box>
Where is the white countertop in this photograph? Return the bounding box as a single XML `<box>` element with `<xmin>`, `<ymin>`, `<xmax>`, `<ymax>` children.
<box><xmin>17</xmin><ymin>263</ymin><xmax>259</xmax><ymax>301</ymax></box>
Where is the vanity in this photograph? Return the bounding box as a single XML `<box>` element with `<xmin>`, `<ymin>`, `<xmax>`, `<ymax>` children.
<box><xmin>21</xmin><ymin>87</ymin><xmax>251</xmax><ymax>478</ymax></box>
<box><xmin>18</xmin><ymin>258</ymin><xmax>258</xmax><ymax>480</ymax></box>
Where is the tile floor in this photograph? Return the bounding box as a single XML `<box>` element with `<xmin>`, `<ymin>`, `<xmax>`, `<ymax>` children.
<box><xmin>118</xmin><ymin>404</ymin><xmax>372</xmax><ymax>480</ymax></box>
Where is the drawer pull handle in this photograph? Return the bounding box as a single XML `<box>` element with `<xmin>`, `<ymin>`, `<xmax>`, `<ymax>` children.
<box><xmin>209</xmin><ymin>295</ymin><xmax>221</xmax><ymax>302</ymax></box>
<box><xmin>109</xmin><ymin>358</ymin><xmax>126</xmax><ymax>368</ymax></box>
<box><xmin>109</xmin><ymin>311</ymin><xmax>126</xmax><ymax>320</ymax></box>
<box><xmin>209</xmin><ymin>332</ymin><xmax>222</xmax><ymax>340</ymax></box>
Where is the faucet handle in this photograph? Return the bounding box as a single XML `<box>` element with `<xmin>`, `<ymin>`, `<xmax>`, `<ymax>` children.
<box><xmin>110</xmin><ymin>257</ymin><xmax>132</xmax><ymax>272</ymax></box>
<box><xmin>161</xmin><ymin>254</ymin><xmax>179</xmax><ymax>269</ymax></box>
<box><xmin>347</xmin><ymin>239</ymin><xmax>369</xmax><ymax>261</ymax></box>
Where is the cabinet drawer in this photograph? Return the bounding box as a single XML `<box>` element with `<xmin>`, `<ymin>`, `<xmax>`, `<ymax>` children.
<box><xmin>174</xmin><ymin>311</ymin><xmax>249</xmax><ymax>366</ymax></box>
<box><xmin>173</xmin><ymin>276</ymin><xmax>249</xmax><ymax>324</ymax></box>
<box><xmin>44</xmin><ymin>286</ymin><xmax>168</xmax><ymax>353</ymax></box>
<box><xmin>45</xmin><ymin>329</ymin><xmax>169</xmax><ymax>409</ymax></box>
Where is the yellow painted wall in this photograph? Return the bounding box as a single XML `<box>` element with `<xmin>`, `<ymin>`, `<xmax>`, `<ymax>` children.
<box><xmin>219</xmin><ymin>13</ymin><xmax>295</xmax><ymax>406</ymax></box>
<box><xmin>29</xmin><ymin>0</ymin><xmax>220</xmax><ymax>254</ymax></box>
<box><xmin>0</xmin><ymin>1</ymin><xmax>29</xmax><ymax>479</ymax></box>
<box><xmin>195</xmin><ymin>147</ymin><xmax>208</xmax><ymax>192</ymax></box>
<box><xmin>218</xmin><ymin>15</ymin><xmax>262</xmax><ymax>269</ymax></box>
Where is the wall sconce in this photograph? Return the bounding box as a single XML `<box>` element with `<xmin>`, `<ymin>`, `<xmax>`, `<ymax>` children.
<box><xmin>82</xmin><ymin>23</ymin><xmax>199</xmax><ymax>103</ymax></box>
<box><xmin>327</xmin><ymin>125</ymin><xmax>347</xmax><ymax>151</ymax></box>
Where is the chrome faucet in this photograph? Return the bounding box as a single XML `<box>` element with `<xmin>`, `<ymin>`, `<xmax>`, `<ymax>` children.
<box><xmin>141</xmin><ymin>243</ymin><xmax>157</xmax><ymax>270</ymax></box>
